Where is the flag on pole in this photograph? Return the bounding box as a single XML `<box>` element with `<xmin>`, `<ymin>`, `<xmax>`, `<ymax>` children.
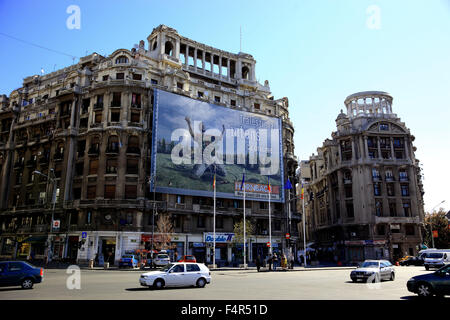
<box><xmin>284</xmin><ymin>178</ymin><xmax>293</xmax><ymax>190</ymax></box>
<box><xmin>301</xmin><ymin>183</ymin><xmax>304</xmax><ymax>200</ymax></box>
<box><xmin>268</xmin><ymin>176</ymin><xmax>271</xmax><ymax>193</ymax></box>
<box><xmin>213</xmin><ymin>173</ymin><xmax>216</xmax><ymax>189</ymax></box>
<box><xmin>240</xmin><ymin>172</ymin><xmax>245</xmax><ymax>191</ymax></box>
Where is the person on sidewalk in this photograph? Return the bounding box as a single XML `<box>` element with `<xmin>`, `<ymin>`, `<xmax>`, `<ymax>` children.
<box><xmin>272</xmin><ymin>252</ymin><xmax>278</xmax><ymax>271</ymax></box>
<box><xmin>289</xmin><ymin>252</ymin><xmax>294</xmax><ymax>269</ymax></box>
<box><xmin>267</xmin><ymin>254</ymin><xmax>272</xmax><ymax>271</ymax></box>
<box><xmin>255</xmin><ymin>255</ymin><xmax>262</xmax><ymax>272</ymax></box>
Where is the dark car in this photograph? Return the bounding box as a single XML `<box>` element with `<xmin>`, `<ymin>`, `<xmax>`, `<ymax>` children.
<box><xmin>0</xmin><ymin>261</ymin><xmax>44</xmax><ymax>289</ymax></box>
<box><xmin>407</xmin><ymin>264</ymin><xmax>450</xmax><ymax>297</ymax></box>
<box><xmin>119</xmin><ymin>255</ymin><xmax>139</xmax><ymax>268</ymax></box>
<box><xmin>400</xmin><ymin>256</ymin><xmax>424</xmax><ymax>266</ymax></box>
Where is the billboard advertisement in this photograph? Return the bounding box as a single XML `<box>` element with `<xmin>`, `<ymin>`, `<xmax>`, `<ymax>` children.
<box><xmin>151</xmin><ymin>89</ymin><xmax>284</xmax><ymax>202</ymax></box>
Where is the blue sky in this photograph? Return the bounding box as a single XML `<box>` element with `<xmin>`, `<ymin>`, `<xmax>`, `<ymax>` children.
<box><xmin>0</xmin><ymin>0</ymin><xmax>449</xmax><ymax>212</ymax></box>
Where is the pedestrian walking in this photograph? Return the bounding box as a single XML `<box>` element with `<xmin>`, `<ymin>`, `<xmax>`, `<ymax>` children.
<box><xmin>289</xmin><ymin>252</ymin><xmax>294</xmax><ymax>269</ymax></box>
<box><xmin>273</xmin><ymin>252</ymin><xmax>278</xmax><ymax>271</ymax></box>
<box><xmin>255</xmin><ymin>255</ymin><xmax>261</xmax><ymax>272</ymax></box>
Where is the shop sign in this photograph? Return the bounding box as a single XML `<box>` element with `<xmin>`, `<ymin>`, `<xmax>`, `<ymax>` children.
<box><xmin>52</xmin><ymin>220</ymin><xmax>60</xmax><ymax>230</ymax></box>
<box><xmin>192</xmin><ymin>242</ymin><xmax>205</xmax><ymax>247</ymax></box>
<box><xmin>204</xmin><ymin>233</ymin><xmax>234</xmax><ymax>243</ymax></box>
<box><xmin>81</xmin><ymin>232</ymin><xmax>87</xmax><ymax>239</ymax></box>
<box><xmin>392</xmin><ymin>244</ymin><xmax>399</xmax><ymax>249</ymax></box>
<box><xmin>390</xmin><ymin>224</ymin><xmax>400</xmax><ymax>230</ymax></box>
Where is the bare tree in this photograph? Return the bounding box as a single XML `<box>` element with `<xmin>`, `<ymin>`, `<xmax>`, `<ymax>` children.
<box><xmin>155</xmin><ymin>213</ymin><xmax>175</xmax><ymax>250</ymax></box>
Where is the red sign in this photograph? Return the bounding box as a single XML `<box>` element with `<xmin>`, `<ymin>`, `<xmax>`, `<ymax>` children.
<box><xmin>285</xmin><ymin>233</ymin><xmax>290</xmax><ymax>239</ymax></box>
<box><xmin>433</xmin><ymin>230</ymin><xmax>438</xmax><ymax>238</ymax></box>
<box><xmin>266</xmin><ymin>242</ymin><xmax>271</xmax><ymax>247</ymax></box>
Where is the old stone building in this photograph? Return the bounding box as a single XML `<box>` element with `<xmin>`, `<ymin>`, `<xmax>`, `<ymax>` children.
<box><xmin>0</xmin><ymin>25</ymin><xmax>298</xmax><ymax>265</ymax></box>
<box><xmin>297</xmin><ymin>91</ymin><xmax>425</xmax><ymax>264</ymax></box>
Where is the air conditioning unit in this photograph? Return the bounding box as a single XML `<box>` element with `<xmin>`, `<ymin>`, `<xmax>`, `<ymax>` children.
<box><xmin>351</xmin><ymin>232</ymin><xmax>356</xmax><ymax>237</ymax></box>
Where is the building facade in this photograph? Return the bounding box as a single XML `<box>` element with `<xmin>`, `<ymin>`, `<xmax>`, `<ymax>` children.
<box><xmin>0</xmin><ymin>25</ymin><xmax>298</xmax><ymax>266</ymax></box>
<box><xmin>297</xmin><ymin>91</ymin><xmax>425</xmax><ymax>264</ymax></box>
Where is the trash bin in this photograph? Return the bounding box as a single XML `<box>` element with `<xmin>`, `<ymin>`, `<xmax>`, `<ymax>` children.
<box><xmin>89</xmin><ymin>259</ymin><xmax>94</xmax><ymax>269</ymax></box>
<box><xmin>104</xmin><ymin>262</ymin><xmax>109</xmax><ymax>269</ymax></box>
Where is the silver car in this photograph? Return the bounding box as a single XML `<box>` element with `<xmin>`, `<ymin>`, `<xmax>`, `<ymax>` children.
<box><xmin>350</xmin><ymin>260</ymin><xmax>395</xmax><ymax>283</ymax></box>
<box><xmin>153</xmin><ymin>254</ymin><xmax>170</xmax><ymax>267</ymax></box>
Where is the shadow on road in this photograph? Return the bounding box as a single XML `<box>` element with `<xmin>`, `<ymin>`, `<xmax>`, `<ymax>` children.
<box><xmin>0</xmin><ymin>287</ymin><xmax>28</xmax><ymax>292</ymax></box>
<box><xmin>125</xmin><ymin>286</ymin><xmax>200</xmax><ymax>292</ymax></box>
<box><xmin>400</xmin><ymin>295</ymin><xmax>449</xmax><ymax>301</ymax></box>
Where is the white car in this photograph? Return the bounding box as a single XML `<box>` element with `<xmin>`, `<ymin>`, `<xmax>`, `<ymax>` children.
<box><xmin>139</xmin><ymin>262</ymin><xmax>211</xmax><ymax>289</ymax></box>
<box><xmin>350</xmin><ymin>260</ymin><xmax>395</xmax><ymax>283</ymax></box>
<box><xmin>152</xmin><ymin>254</ymin><xmax>170</xmax><ymax>267</ymax></box>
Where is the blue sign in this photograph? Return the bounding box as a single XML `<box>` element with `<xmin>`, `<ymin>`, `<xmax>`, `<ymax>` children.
<box><xmin>204</xmin><ymin>233</ymin><xmax>235</xmax><ymax>243</ymax></box>
<box><xmin>82</xmin><ymin>232</ymin><xmax>87</xmax><ymax>239</ymax></box>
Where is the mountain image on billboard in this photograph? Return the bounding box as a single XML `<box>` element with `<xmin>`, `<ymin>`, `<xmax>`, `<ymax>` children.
<box><xmin>151</xmin><ymin>89</ymin><xmax>284</xmax><ymax>202</ymax></box>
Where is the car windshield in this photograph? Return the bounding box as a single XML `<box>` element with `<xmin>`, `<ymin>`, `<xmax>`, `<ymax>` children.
<box><xmin>161</xmin><ymin>263</ymin><xmax>174</xmax><ymax>272</ymax></box>
<box><xmin>158</xmin><ymin>255</ymin><xmax>169</xmax><ymax>259</ymax></box>
<box><xmin>427</xmin><ymin>253</ymin><xmax>443</xmax><ymax>258</ymax></box>
<box><xmin>361</xmin><ymin>261</ymin><xmax>379</xmax><ymax>268</ymax></box>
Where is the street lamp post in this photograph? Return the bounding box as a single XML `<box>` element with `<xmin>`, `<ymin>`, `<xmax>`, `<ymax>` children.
<box><xmin>33</xmin><ymin>169</ymin><xmax>56</xmax><ymax>263</ymax></box>
<box><xmin>429</xmin><ymin>200</ymin><xmax>446</xmax><ymax>249</ymax></box>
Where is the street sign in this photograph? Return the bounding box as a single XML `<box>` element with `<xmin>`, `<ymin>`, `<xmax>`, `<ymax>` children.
<box><xmin>285</xmin><ymin>233</ymin><xmax>290</xmax><ymax>239</ymax></box>
<box><xmin>52</xmin><ymin>220</ymin><xmax>60</xmax><ymax>229</ymax></box>
<box><xmin>82</xmin><ymin>232</ymin><xmax>87</xmax><ymax>239</ymax></box>
<box><xmin>266</xmin><ymin>242</ymin><xmax>271</xmax><ymax>247</ymax></box>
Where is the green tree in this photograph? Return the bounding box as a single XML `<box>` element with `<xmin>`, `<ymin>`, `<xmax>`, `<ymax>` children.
<box><xmin>232</xmin><ymin>218</ymin><xmax>255</xmax><ymax>244</ymax></box>
<box><xmin>423</xmin><ymin>208</ymin><xmax>450</xmax><ymax>249</ymax></box>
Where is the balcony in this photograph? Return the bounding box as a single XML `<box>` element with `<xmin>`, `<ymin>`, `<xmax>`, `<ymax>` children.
<box><xmin>372</xmin><ymin>175</ymin><xmax>381</xmax><ymax>182</ymax></box>
<box><xmin>131</xmin><ymin>103</ymin><xmax>141</xmax><ymax>109</ymax></box>
<box><xmin>93</xmin><ymin>103</ymin><xmax>103</xmax><ymax>110</ymax></box>
<box><xmin>26</xmin><ymin>159</ymin><xmax>37</xmax><ymax>168</ymax></box>
<box><xmin>343</xmin><ymin>179</ymin><xmax>352</xmax><ymax>184</ymax></box>
<box><xmin>110</xmin><ymin>102</ymin><xmax>121</xmax><ymax>108</ymax></box>
<box><xmin>88</xmin><ymin>147</ymin><xmax>99</xmax><ymax>156</ymax></box>
<box><xmin>53</xmin><ymin>153</ymin><xmax>64</xmax><ymax>161</ymax></box>
<box><xmin>105</xmin><ymin>147</ymin><xmax>119</xmax><ymax>155</ymax></box>
<box><xmin>385</xmin><ymin>176</ymin><xmax>395</xmax><ymax>182</ymax></box>
<box><xmin>126</xmin><ymin>147</ymin><xmax>140</xmax><ymax>155</ymax></box>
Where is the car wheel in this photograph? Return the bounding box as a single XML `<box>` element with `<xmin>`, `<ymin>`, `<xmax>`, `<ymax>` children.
<box><xmin>390</xmin><ymin>272</ymin><xmax>395</xmax><ymax>281</ymax></box>
<box><xmin>153</xmin><ymin>279</ymin><xmax>165</xmax><ymax>289</ymax></box>
<box><xmin>196</xmin><ymin>278</ymin><xmax>206</xmax><ymax>288</ymax></box>
<box><xmin>351</xmin><ymin>278</ymin><xmax>357</xmax><ymax>283</ymax></box>
<box><xmin>417</xmin><ymin>283</ymin><xmax>433</xmax><ymax>298</ymax></box>
<box><xmin>425</xmin><ymin>266</ymin><xmax>429</xmax><ymax>271</ymax></box>
<box><xmin>21</xmin><ymin>278</ymin><xmax>34</xmax><ymax>289</ymax></box>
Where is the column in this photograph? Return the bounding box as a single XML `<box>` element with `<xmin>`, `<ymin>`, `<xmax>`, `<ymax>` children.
<box><xmin>364</xmin><ymin>136</ymin><xmax>369</xmax><ymax>159</ymax></box>
<box><xmin>377</xmin><ymin>137</ymin><xmax>382</xmax><ymax>159</ymax></box>
<box><xmin>202</xmin><ymin>51</ymin><xmax>206</xmax><ymax>73</ymax></box>
<box><xmin>185</xmin><ymin>45</ymin><xmax>189</xmax><ymax>65</ymax></box>
<box><xmin>218</xmin><ymin>56</ymin><xmax>222</xmax><ymax>77</ymax></box>
<box><xmin>390</xmin><ymin>137</ymin><xmax>395</xmax><ymax>159</ymax></box>
<box><xmin>404</xmin><ymin>137</ymin><xmax>410</xmax><ymax>160</ymax></box>
<box><xmin>351</xmin><ymin>138</ymin><xmax>356</xmax><ymax>161</ymax></box>
<box><xmin>194</xmin><ymin>48</ymin><xmax>197</xmax><ymax>69</ymax></box>
<box><xmin>211</xmin><ymin>55</ymin><xmax>214</xmax><ymax>73</ymax></box>
<box><xmin>227</xmin><ymin>58</ymin><xmax>231</xmax><ymax>81</ymax></box>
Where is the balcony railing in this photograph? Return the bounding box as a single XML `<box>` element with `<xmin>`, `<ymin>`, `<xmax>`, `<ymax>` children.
<box><xmin>126</xmin><ymin>147</ymin><xmax>140</xmax><ymax>154</ymax></box>
<box><xmin>93</xmin><ymin>103</ymin><xmax>103</xmax><ymax>110</ymax></box>
<box><xmin>88</xmin><ymin>148</ymin><xmax>99</xmax><ymax>156</ymax></box>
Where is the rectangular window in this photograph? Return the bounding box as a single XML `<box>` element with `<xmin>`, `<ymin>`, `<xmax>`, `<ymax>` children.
<box><xmin>197</xmin><ymin>91</ymin><xmax>204</xmax><ymax>98</ymax></box>
<box><xmin>106</xmin><ymin>158</ymin><xmax>118</xmax><ymax>174</ymax></box>
<box><xmin>86</xmin><ymin>211</ymin><xmax>92</xmax><ymax>225</ymax></box>
<box><xmin>126</xmin><ymin>159</ymin><xmax>139</xmax><ymax>174</ymax></box>
<box><xmin>403</xmin><ymin>202</ymin><xmax>411</xmax><ymax>217</ymax></box>
<box><xmin>346</xmin><ymin>202</ymin><xmax>354</xmax><ymax>218</ymax></box>
<box><xmin>104</xmin><ymin>185</ymin><xmax>116</xmax><ymax>199</ymax></box>
<box><xmin>377</xmin><ymin>224</ymin><xmax>385</xmax><ymax>235</ymax></box>
<box><xmin>214</xmin><ymin>96</ymin><xmax>220</xmax><ymax>103</ymax></box>
<box><xmin>125</xmin><ymin>186</ymin><xmax>138</xmax><ymax>200</ymax></box>
<box><xmin>177</xmin><ymin>82</ymin><xmax>183</xmax><ymax>89</ymax></box>
<box><xmin>102</xmin><ymin>75</ymin><xmax>109</xmax><ymax>81</ymax></box>
<box><xmin>132</xmin><ymin>73</ymin><xmax>142</xmax><ymax>80</ymax></box>
<box><xmin>73</xmin><ymin>188</ymin><xmax>81</xmax><ymax>200</ymax></box>
<box><xmin>389</xmin><ymin>203</ymin><xmax>397</xmax><ymax>217</ymax></box>
<box><xmin>131</xmin><ymin>93</ymin><xmax>141</xmax><ymax>108</ymax></box>
<box><xmin>373</xmin><ymin>183</ymin><xmax>381</xmax><ymax>196</ymax></box>
<box><xmin>254</xmin><ymin>103</ymin><xmax>260</xmax><ymax>110</ymax></box>
<box><xmin>116</xmin><ymin>73</ymin><xmax>124</xmax><ymax>80</ymax></box>
<box><xmin>176</xmin><ymin>195</ymin><xmax>185</xmax><ymax>204</ymax></box>
<box><xmin>89</xmin><ymin>159</ymin><xmax>98</xmax><ymax>175</ymax></box>
<box><xmin>405</xmin><ymin>225</ymin><xmax>415</xmax><ymax>235</ymax></box>
<box><xmin>401</xmin><ymin>184</ymin><xmax>409</xmax><ymax>197</ymax></box>
<box><xmin>111</xmin><ymin>111</ymin><xmax>120</xmax><ymax>122</ymax></box>
<box><xmin>95</xmin><ymin>112</ymin><xmax>102</xmax><ymax>123</ymax></box>
<box><xmin>274</xmin><ymin>220</ymin><xmax>281</xmax><ymax>231</ymax></box>
<box><xmin>375</xmin><ymin>201</ymin><xmax>383</xmax><ymax>217</ymax></box>
<box><xmin>230</xmin><ymin>99</ymin><xmax>236</xmax><ymax>106</ymax></box>
<box><xmin>387</xmin><ymin>184</ymin><xmax>395</xmax><ymax>196</ymax></box>
<box><xmin>112</xmin><ymin>92</ymin><xmax>121</xmax><ymax>106</ymax></box>
<box><xmin>197</xmin><ymin>215</ymin><xmax>205</xmax><ymax>228</ymax></box>
<box><xmin>75</xmin><ymin>162</ymin><xmax>84</xmax><ymax>176</ymax></box>
<box><xmin>345</xmin><ymin>185</ymin><xmax>352</xmax><ymax>198</ymax></box>
<box><xmin>151</xmin><ymin>79</ymin><xmax>158</xmax><ymax>85</ymax></box>
<box><xmin>87</xmin><ymin>186</ymin><xmax>96</xmax><ymax>199</ymax></box>
<box><xmin>130</xmin><ymin>112</ymin><xmax>140</xmax><ymax>123</ymax></box>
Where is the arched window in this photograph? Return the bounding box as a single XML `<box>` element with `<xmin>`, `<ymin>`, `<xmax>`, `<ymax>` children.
<box><xmin>242</xmin><ymin>66</ymin><xmax>249</xmax><ymax>80</ymax></box>
<box><xmin>164</xmin><ymin>41</ymin><xmax>173</xmax><ymax>56</ymax></box>
<box><xmin>115</xmin><ymin>56</ymin><xmax>128</xmax><ymax>64</ymax></box>
<box><xmin>89</xmin><ymin>137</ymin><xmax>100</xmax><ymax>154</ymax></box>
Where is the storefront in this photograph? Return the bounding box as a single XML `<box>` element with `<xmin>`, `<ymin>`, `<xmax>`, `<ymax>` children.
<box><xmin>191</xmin><ymin>242</ymin><xmax>206</xmax><ymax>263</ymax></box>
<box><xmin>204</xmin><ymin>232</ymin><xmax>234</xmax><ymax>266</ymax></box>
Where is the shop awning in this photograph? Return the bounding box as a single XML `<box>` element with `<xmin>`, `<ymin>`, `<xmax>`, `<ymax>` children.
<box><xmin>21</xmin><ymin>236</ymin><xmax>47</xmax><ymax>243</ymax></box>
